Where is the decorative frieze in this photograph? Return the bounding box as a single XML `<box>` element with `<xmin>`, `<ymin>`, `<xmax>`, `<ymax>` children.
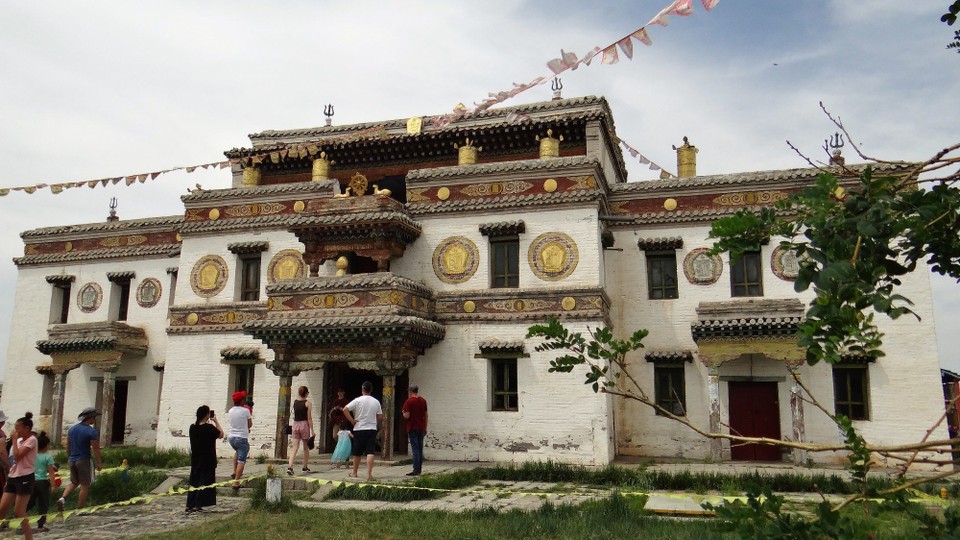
<box><xmin>168</xmin><ymin>302</ymin><xmax>267</xmax><ymax>334</ymax></box>
<box><xmin>435</xmin><ymin>287</ymin><xmax>608</xmax><ymax>323</ymax></box>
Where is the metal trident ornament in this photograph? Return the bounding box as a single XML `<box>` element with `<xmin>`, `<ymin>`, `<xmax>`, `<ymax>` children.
<box><xmin>551</xmin><ymin>78</ymin><xmax>563</xmax><ymax>100</ymax></box>
<box><xmin>823</xmin><ymin>132</ymin><xmax>844</xmax><ymax>157</ymax></box>
<box><xmin>324</xmin><ymin>104</ymin><xmax>335</xmax><ymax>126</ymax></box>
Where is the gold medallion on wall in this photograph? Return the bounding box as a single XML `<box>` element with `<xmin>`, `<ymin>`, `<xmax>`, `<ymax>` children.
<box><xmin>432</xmin><ymin>236</ymin><xmax>479</xmax><ymax>284</ymax></box>
<box><xmin>190</xmin><ymin>255</ymin><xmax>228</xmax><ymax>298</ymax></box>
<box><xmin>528</xmin><ymin>232</ymin><xmax>578</xmax><ymax>282</ymax></box>
<box><xmin>267</xmin><ymin>249</ymin><xmax>306</xmax><ymax>284</ymax></box>
<box><xmin>136</xmin><ymin>278</ymin><xmax>162</xmax><ymax>308</ymax></box>
<box><xmin>771</xmin><ymin>246</ymin><xmax>801</xmax><ymax>281</ymax></box>
<box><xmin>682</xmin><ymin>248</ymin><xmax>723</xmax><ymax>285</ymax></box>
<box><xmin>77</xmin><ymin>282</ymin><xmax>103</xmax><ymax>313</ymax></box>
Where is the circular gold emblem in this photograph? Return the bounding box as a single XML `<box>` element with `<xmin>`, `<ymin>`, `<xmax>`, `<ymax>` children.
<box><xmin>175</xmin><ymin>233</ymin><xmax>182</xmax><ymax>242</ymax></box>
<box><xmin>528</xmin><ymin>232</ymin><xmax>579</xmax><ymax>282</ymax></box>
<box><xmin>349</xmin><ymin>172</ymin><xmax>369</xmax><ymax>196</ymax></box>
<box><xmin>293</xmin><ymin>200</ymin><xmax>305</xmax><ymax>213</ymax></box>
<box><xmin>190</xmin><ymin>255</ymin><xmax>229</xmax><ymax>298</ymax></box>
<box><xmin>209</xmin><ymin>208</ymin><xmax>220</xmax><ymax>220</ymax></box>
<box><xmin>437</xmin><ymin>187</ymin><xmax>450</xmax><ymax>201</ymax></box>
<box><xmin>543</xmin><ymin>178</ymin><xmax>558</xmax><ymax>193</ymax></box>
<box><xmin>463</xmin><ymin>301</ymin><xmax>476</xmax><ymax>313</ymax></box>
<box><xmin>186</xmin><ymin>312</ymin><xmax>199</xmax><ymax>325</ymax></box>
<box><xmin>561</xmin><ymin>296</ymin><xmax>576</xmax><ymax>311</ymax></box>
<box><xmin>432</xmin><ymin>236</ymin><xmax>479</xmax><ymax>284</ymax></box>
<box><xmin>267</xmin><ymin>249</ymin><xmax>305</xmax><ymax>284</ymax></box>
<box><xmin>663</xmin><ymin>198</ymin><xmax>678</xmax><ymax>211</ymax></box>
<box><xmin>64</xmin><ymin>241</ymin><xmax>73</xmax><ymax>252</ymax></box>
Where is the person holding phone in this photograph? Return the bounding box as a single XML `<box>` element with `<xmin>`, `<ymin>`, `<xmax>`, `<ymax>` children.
<box><xmin>186</xmin><ymin>405</ymin><xmax>223</xmax><ymax>513</ymax></box>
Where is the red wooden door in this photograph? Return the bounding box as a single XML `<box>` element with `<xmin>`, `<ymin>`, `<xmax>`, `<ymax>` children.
<box><xmin>728</xmin><ymin>381</ymin><xmax>781</xmax><ymax>461</ymax></box>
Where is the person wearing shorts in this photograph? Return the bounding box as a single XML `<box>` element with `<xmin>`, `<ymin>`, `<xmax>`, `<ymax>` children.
<box><xmin>57</xmin><ymin>407</ymin><xmax>101</xmax><ymax>513</ymax></box>
<box><xmin>0</xmin><ymin>415</ymin><xmax>38</xmax><ymax>540</ymax></box>
<box><xmin>227</xmin><ymin>391</ymin><xmax>253</xmax><ymax>489</ymax></box>
<box><xmin>342</xmin><ymin>381</ymin><xmax>383</xmax><ymax>481</ymax></box>
<box><xmin>287</xmin><ymin>386</ymin><xmax>314</xmax><ymax>476</ymax></box>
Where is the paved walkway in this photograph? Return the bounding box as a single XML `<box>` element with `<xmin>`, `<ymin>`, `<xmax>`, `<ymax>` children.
<box><xmin>0</xmin><ymin>457</ymin><xmax>940</xmax><ymax>539</ymax></box>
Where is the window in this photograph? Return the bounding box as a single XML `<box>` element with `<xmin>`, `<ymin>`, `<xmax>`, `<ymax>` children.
<box><xmin>646</xmin><ymin>252</ymin><xmax>678</xmax><ymax>300</ymax></box>
<box><xmin>230</xmin><ymin>364</ymin><xmax>256</xmax><ymax>409</ymax></box>
<box><xmin>730</xmin><ymin>250</ymin><xmax>763</xmax><ymax>297</ymax></box>
<box><xmin>167</xmin><ymin>268</ymin><xmax>178</xmax><ymax>307</ymax></box>
<box><xmin>655</xmin><ymin>366</ymin><xmax>686</xmax><ymax>416</ymax></box>
<box><xmin>491</xmin><ymin>358</ymin><xmax>518</xmax><ymax>411</ymax></box>
<box><xmin>50</xmin><ymin>282</ymin><xmax>71</xmax><ymax>324</ymax></box>
<box><xmin>107</xmin><ymin>278</ymin><xmax>132</xmax><ymax>322</ymax></box>
<box><xmin>239</xmin><ymin>255</ymin><xmax>261</xmax><ymax>301</ymax></box>
<box><xmin>490</xmin><ymin>237</ymin><xmax>519</xmax><ymax>288</ymax></box>
<box><xmin>834</xmin><ymin>366</ymin><xmax>869</xmax><ymax>420</ymax></box>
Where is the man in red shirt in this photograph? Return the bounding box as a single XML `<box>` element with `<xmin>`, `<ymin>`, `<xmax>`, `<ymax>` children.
<box><xmin>401</xmin><ymin>385</ymin><xmax>428</xmax><ymax>476</ymax></box>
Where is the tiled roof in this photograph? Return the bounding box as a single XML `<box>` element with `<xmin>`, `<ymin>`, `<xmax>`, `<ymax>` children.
<box><xmin>246</xmin><ymin>96</ymin><xmax>613</xmax><ymax>142</ymax></box>
<box><xmin>645</xmin><ymin>350</ymin><xmax>694</xmax><ymax>363</ymax></box>
<box><xmin>45</xmin><ymin>275</ymin><xmax>76</xmax><ymax>284</ymax></box>
<box><xmin>407</xmin><ymin>156</ymin><xmax>600</xmax><ymax>181</ymax></box>
<box><xmin>286</xmin><ymin>211</ymin><xmax>422</xmax><ymax>231</ymax></box>
<box><xmin>691</xmin><ymin>317</ymin><xmax>802</xmax><ymax>341</ymax></box>
<box><xmin>245</xmin><ymin>315</ymin><xmax>446</xmax><ymax>347</ymax></box>
<box><xmin>479</xmin><ymin>220</ymin><xmax>525</xmax><ymax>237</ymax></box>
<box><xmin>220</xmin><ymin>346</ymin><xmax>262</xmax><ymax>360</ymax></box>
<box><xmin>637</xmin><ymin>237</ymin><xmax>683</xmax><ymax>251</ymax></box>
<box><xmin>107</xmin><ymin>271</ymin><xmax>136</xmax><ymax>282</ymax></box>
<box><xmin>181</xmin><ymin>180</ymin><xmax>335</xmax><ymax>203</ymax></box>
<box><xmin>610</xmin><ymin>162</ymin><xmax>915</xmax><ymax>194</ymax></box>
<box><xmin>477</xmin><ymin>338</ymin><xmax>526</xmax><ymax>352</ymax></box>
<box><xmin>178</xmin><ymin>214</ymin><xmax>294</xmax><ymax>234</ymax></box>
<box><xmin>227</xmin><ymin>241</ymin><xmax>269</xmax><ymax>254</ymax></box>
<box><xmin>266</xmin><ymin>273</ymin><xmax>433</xmax><ymax>297</ymax></box>
<box><xmin>21</xmin><ymin>216</ymin><xmax>182</xmax><ymax>239</ymax></box>
<box><xmin>14</xmin><ymin>244</ymin><xmax>182</xmax><ymax>266</ymax></box>
<box><xmin>407</xmin><ymin>190</ymin><xmax>603</xmax><ymax>216</ymax></box>
<box><xmin>36</xmin><ymin>336</ymin><xmax>117</xmax><ymax>354</ymax></box>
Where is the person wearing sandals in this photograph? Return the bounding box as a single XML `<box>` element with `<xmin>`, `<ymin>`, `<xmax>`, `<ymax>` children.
<box><xmin>227</xmin><ymin>391</ymin><xmax>253</xmax><ymax>490</ymax></box>
<box><xmin>186</xmin><ymin>405</ymin><xmax>223</xmax><ymax>513</ymax></box>
<box><xmin>287</xmin><ymin>386</ymin><xmax>314</xmax><ymax>476</ymax></box>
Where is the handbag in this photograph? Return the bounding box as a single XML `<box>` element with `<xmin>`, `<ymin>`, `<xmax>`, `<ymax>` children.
<box><xmin>284</xmin><ymin>425</ymin><xmax>292</xmax><ymax>435</ymax></box>
<box><xmin>307</xmin><ymin>435</ymin><xmax>316</xmax><ymax>450</ymax></box>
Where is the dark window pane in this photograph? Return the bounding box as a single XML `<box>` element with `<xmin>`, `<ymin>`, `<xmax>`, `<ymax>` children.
<box><xmin>491</xmin><ymin>238</ymin><xmax>519</xmax><ymax>289</ymax></box>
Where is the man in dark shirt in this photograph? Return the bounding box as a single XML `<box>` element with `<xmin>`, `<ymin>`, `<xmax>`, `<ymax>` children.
<box><xmin>401</xmin><ymin>385</ymin><xmax>428</xmax><ymax>476</ymax></box>
<box><xmin>57</xmin><ymin>407</ymin><xmax>102</xmax><ymax>511</ymax></box>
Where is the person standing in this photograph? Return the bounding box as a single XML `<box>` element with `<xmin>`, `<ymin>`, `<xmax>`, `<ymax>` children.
<box><xmin>56</xmin><ymin>407</ymin><xmax>102</xmax><ymax>512</ymax></box>
<box><xmin>341</xmin><ymin>381</ymin><xmax>383</xmax><ymax>481</ymax></box>
<box><xmin>0</xmin><ymin>411</ymin><xmax>9</xmax><ymax>492</ymax></box>
<box><xmin>227</xmin><ymin>391</ymin><xmax>252</xmax><ymax>490</ymax></box>
<box><xmin>401</xmin><ymin>385</ymin><xmax>428</xmax><ymax>476</ymax></box>
<box><xmin>0</xmin><ymin>415</ymin><xmax>38</xmax><ymax>539</ymax></box>
<box><xmin>186</xmin><ymin>405</ymin><xmax>223</xmax><ymax>513</ymax></box>
<box><xmin>26</xmin><ymin>431</ymin><xmax>55</xmax><ymax>532</ymax></box>
<box><xmin>328</xmin><ymin>388</ymin><xmax>348</xmax><ymax>440</ymax></box>
<box><xmin>287</xmin><ymin>386</ymin><xmax>314</xmax><ymax>475</ymax></box>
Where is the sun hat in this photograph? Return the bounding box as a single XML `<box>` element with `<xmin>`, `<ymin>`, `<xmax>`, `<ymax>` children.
<box><xmin>78</xmin><ymin>407</ymin><xmax>101</xmax><ymax>421</ymax></box>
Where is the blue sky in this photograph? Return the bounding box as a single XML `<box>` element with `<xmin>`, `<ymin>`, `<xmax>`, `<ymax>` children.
<box><xmin>0</xmin><ymin>0</ymin><xmax>957</xmax><ymax>378</ymax></box>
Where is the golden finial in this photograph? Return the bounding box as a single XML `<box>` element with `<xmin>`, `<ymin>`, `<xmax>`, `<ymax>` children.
<box><xmin>536</xmin><ymin>129</ymin><xmax>563</xmax><ymax>159</ymax></box>
<box><xmin>336</xmin><ymin>256</ymin><xmax>349</xmax><ymax>276</ymax></box>
<box><xmin>454</xmin><ymin>138</ymin><xmax>482</xmax><ymax>165</ymax></box>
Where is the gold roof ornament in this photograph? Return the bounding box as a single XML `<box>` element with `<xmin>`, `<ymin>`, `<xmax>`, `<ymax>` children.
<box><xmin>373</xmin><ymin>184</ymin><xmax>392</xmax><ymax>197</ymax></box>
<box><xmin>674</xmin><ymin>136</ymin><xmax>698</xmax><ymax>178</ymax></box>
<box><xmin>348</xmin><ymin>172</ymin><xmax>369</xmax><ymax>196</ymax></box>
<box><xmin>242</xmin><ymin>165</ymin><xmax>261</xmax><ymax>188</ymax></box>
<box><xmin>335</xmin><ymin>255</ymin><xmax>349</xmax><ymax>276</ymax></box>
<box><xmin>454</xmin><ymin>138</ymin><xmax>482</xmax><ymax>166</ymax></box>
<box><xmin>406</xmin><ymin>116</ymin><xmax>423</xmax><ymax>135</ymax></box>
<box><xmin>536</xmin><ymin>129</ymin><xmax>563</xmax><ymax>159</ymax></box>
<box><xmin>312</xmin><ymin>151</ymin><xmax>334</xmax><ymax>182</ymax></box>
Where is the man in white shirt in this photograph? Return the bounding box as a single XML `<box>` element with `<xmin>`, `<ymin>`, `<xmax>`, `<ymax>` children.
<box><xmin>227</xmin><ymin>390</ymin><xmax>253</xmax><ymax>489</ymax></box>
<box><xmin>342</xmin><ymin>381</ymin><xmax>383</xmax><ymax>481</ymax></box>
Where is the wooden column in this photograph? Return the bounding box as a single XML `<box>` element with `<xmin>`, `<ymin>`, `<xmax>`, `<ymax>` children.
<box><xmin>99</xmin><ymin>370</ymin><xmax>116</xmax><ymax>448</ymax></box>
<box><xmin>788</xmin><ymin>364</ymin><xmax>807</xmax><ymax>465</ymax></box>
<box><xmin>50</xmin><ymin>370</ymin><xmax>70</xmax><ymax>447</ymax></box>
<box><xmin>380</xmin><ymin>374</ymin><xmax>396</xmax><ymax>460</ymax></box>
<box><xmin>274</xmin><ymin>371</ymin><xmax>294</xmax><ymax>460</ymax></box>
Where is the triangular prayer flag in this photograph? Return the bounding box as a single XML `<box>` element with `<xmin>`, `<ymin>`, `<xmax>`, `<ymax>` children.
<box><xmin>649</xmin><ymin>163</ymin><xmax>661</xmax><ymax>171</ymax></box>
<box><xmin>126</xmin><ymin>177</ymin><xmax>136</xmax><ymax>186</ymax></box>
<box><xmin>561</xmin><ymin>49</ymin><xmax>579</xmax><ymax>70</ymax></box>
<box><xmin>150</xmin><ymin>172</ymin><xmax>159</xmax><ymax>180</ymax></box>
<box><xmin>632</xmin><ymin>28</ymin><xmax>653</xmax><ymax>46</ymax></box>
<box><xmin>582</xmin><ymin>47</ymin><xmax>602</xmax><ymax>65</ymax></box>
<box><xmin>701</xmin><ymin>0</ymin><xmax>718</xmax><ymax>9</ymax></box>
<box><xmin>186</xmin><ymin>166</ymin><xmax>196</xmax><ymax>173</ymax></box>
<box><xmin>547</xmin><ymin>57</ymin><xmax>567</xmax><ymax>75</ymax></box>
<box><xmin>51</xmin><ymin>185</ymin><xmax>63</xmax><ymax>194</ymax></box>
<box><xmin>0</xmin><ymin>189</ymin><xmax>9</xmax><ymax>196</ymax></box>
<box><xmin>601</xmin><ymin>46</ymin><xmax>619</xmax><ymax>64</ymax></box>
<box><xmin>673</xmin><ymin>0</ymin><xmax>694</xmax><ymax>15</ymax></box>
<box><xmin>617</xmin><ymin>37</ymin><xmax>634</xmax><ymax>59</ymax></box>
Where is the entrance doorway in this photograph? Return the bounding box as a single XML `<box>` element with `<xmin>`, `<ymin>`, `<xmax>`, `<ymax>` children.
<box><xmin>94</xmin><ymin>379</ymin><xmax>129</xmax><ymax>445</ymax></box>
<box><xmin>728</xmin><ymin>381</ymin><xmax>781</xmax><ymax>461</ymax></box>
<box><xmin>323</xmin><ymin>364</ymin><xmax>408</xmax><ymax>456</ymax></box>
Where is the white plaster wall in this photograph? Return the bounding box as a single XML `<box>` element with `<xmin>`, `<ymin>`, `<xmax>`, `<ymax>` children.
<box><xmin>409</xmin><ymin>321</ymin><xmax>614</xmax><ymax>466</ymax></box>
<box><xmin>1</xmin><ymin>257</ymin><xmax>172</xmax><ymax>446</ymax></box>
<box><xmin>607</xmin><ymin>224</ymin><xmax>948</xmax><ymax>465</ymax></box>
<box><xmin>395</xmin><ymin>206</ymin><xmax>602</xmax><ymax>291</ymax></box>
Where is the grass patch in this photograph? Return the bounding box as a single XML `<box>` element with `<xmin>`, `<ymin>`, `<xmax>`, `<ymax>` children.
<box><xmin>325</xmin><ymin>482</ymin><xmax>438</xmax><ymax>502</ymax></box>
<box><xmin>138</xmin><ymin>493</ymin><xmax>731</xmax><ymax>540</ymax></box>
<box><xmin>47</xmin><ymin>466</ymin><xmax>167</xmax><ymax>513</ymax></box>
<box><xmin>51</xmin><ymin>446</ymin><xmax>191</xmax><ymax>469</ymax></box>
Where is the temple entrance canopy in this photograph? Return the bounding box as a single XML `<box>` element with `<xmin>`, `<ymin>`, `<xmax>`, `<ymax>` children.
<box><xmin>692</xmin><ymin>299</ymin><xmax>807</xmax><ymax>464</ymax></box>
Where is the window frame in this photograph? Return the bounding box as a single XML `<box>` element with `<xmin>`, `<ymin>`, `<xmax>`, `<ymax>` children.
<box><xmin>654</xmin><ymin>365</ymin><xmax>686</xmax><ymax>416</ymax></box>
<box><xmin>730</xmin><ymin>250</ymin><xmax>764</xmax><ymax>297</ymax></box>
<box><xmin>50</xmin><ymin>282</ymin><xmax>72</xmax><ymax>324</ymax></box>
<box><xmin>833</xmin><ymin>365</ymin><xmax>870</xmax><ymax>421</ymax></box>
<box><xmin>489</xmin><ymin>235</ymin><xmax>520</xmax><ymax>288</ymax></box>
<box><xmin>228</xmin><ymin>364</ymin><xmax>256</xmax><ymax>410</ymax></box>
<box><xmin>491</xmin><ymin>358</ymin><xmax>519</xmax><ymax>412</ymax></box>
<box><xmin>646</xmin><ymin>251</ymin><xmax>679</xmax><ymax>300</ymax></box>
<box><xmin>238</xmin><ymin>254</ymin><xmax>262</xmax><ymax>302</ymax></box>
